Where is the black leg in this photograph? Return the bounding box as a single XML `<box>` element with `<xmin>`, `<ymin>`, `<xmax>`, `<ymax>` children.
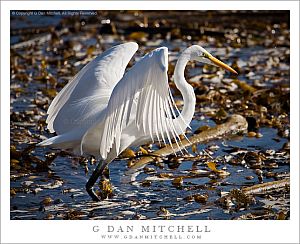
<box><xmin>86</xmin><ymin>161</ymin><xmax>108</xmax><ymax>201</ymax></box>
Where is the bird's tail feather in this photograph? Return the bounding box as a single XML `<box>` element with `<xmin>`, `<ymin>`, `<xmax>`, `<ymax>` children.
<box><xmin>37</xmin><ymin>131</ymin><xmax>82</xmax><ymax>154</ymax></box>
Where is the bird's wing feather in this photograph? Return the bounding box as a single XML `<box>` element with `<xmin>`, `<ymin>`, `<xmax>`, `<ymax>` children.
<box><xmin>81</xmin><ymin>47</ymin><xmax>187</xmax><ymax>159</ymax></box>
<box><xmin>46</xmin><ymin>42</ymin><xmax>138</xmax><ymax>134</ymax></box>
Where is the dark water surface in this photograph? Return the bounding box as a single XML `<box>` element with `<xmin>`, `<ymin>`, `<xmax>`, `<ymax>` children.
<box><xmin>10</xmin><ymin>11</ymin><xmax>290</xmax><ymax>220</ymax></box>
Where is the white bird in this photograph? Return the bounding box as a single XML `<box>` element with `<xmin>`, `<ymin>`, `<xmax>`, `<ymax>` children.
<box><xmin>38</xmin><ymin>42</ymin><xmax>237</xmax><ymax>201</ymax></box>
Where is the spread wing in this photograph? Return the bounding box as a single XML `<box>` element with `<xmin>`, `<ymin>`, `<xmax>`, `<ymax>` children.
<box><xmin>46</xmin><ymin>42</ymin><xmax>138</xmax><ymax>134</ymax></box>
<box><xmin>81</xmin><ymin>47</ymin><xmax>188</xmax><ymax>159</ymax></box>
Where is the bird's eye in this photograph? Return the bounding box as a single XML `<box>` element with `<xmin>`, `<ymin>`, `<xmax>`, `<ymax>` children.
<box><xmin>202</xmin><ymin>53</ymin><xmax>209</xmax><ymax>58</ymax></box>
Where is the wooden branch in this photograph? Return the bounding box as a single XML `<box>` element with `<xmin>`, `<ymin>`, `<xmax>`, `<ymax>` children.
<box><xmin>242</xmin><ymin>178</ymin><xmax>290</xmax><ymax>195</ymax></box>
<box><xmin>215</xmin><ymin>179</ymin><xmax>290</xmax><ymax>209</ymax></box>
<box><xmin>128</xmin><ymin>114</ymin><xmax>248</xmax><ymax>171</ymax></box>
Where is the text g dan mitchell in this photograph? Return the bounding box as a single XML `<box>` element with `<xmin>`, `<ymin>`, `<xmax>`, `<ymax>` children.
<box><xmin>93</xmin><ymin>225</ymin><xmax>211</xmax><ymax>233</ymax></box>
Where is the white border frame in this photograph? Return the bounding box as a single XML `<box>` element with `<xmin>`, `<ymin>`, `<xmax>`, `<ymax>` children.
<box><xmin>1</xmin><ymin>1</ymin><xmax>299</xmax><ymax>244</ymax></box>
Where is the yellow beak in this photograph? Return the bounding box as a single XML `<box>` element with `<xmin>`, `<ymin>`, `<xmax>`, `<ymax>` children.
<box><xmin>208</xmin><ymin>55</ymin><xmax>238</xmax><ymax>75</ymax></box>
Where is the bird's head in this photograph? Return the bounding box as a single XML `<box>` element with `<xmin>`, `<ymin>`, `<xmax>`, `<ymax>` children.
<box><xmin>189</xmin><ymin>45</ymin><xmax>238</xmax><ymax>75</ymax></box>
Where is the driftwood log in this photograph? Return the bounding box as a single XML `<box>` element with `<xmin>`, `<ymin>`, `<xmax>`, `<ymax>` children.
<box><xmin>127</xmin><ymin>114</ymin><xmax>248</xmax><ymax>172</ymax></box>
<box><xmin>242</xmin><ymin>178</ymin><xmax>290</xmax><ymax>195</ymax></box>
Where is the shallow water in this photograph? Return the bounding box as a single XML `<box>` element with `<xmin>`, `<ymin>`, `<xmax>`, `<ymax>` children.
<box><xmin>10</xmin><ymin>10</ymin><xmax>290</xmax><ymax>220</ymax></box>
<box><xmin>10</xmin><ymin>125</ymin><xmax>289</xmax><ymax>220</ymax></box>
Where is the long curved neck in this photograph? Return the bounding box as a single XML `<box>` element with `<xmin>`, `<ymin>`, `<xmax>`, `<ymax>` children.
<box><xmin>173</xmin><ymin>51</ymin><xmax>196</xmax><ymax>132</ymax></box>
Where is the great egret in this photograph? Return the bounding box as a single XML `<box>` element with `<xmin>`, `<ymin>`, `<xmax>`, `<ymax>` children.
<box><xmin>38</xmin><ymin>42</ymin><xmax>237</xmax><ymax>201</ymax></box>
